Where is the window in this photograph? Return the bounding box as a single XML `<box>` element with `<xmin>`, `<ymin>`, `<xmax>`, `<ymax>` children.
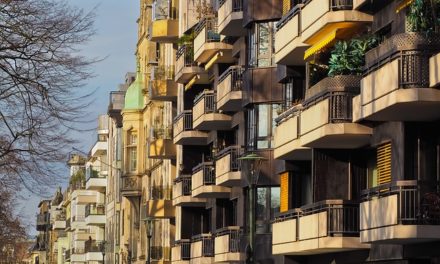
<box><xmin>255</xmin><ymin>187</ymin><xmax>280</xmax><ymax>234</ymax></box>
<box><xmin>246</xmin><ymin>104</ymin><xmax>281</xmax><ymax>150</ymax></box>
<box><xmin>282</xmin><ymin>77</ymin><xmax>305</xmax><ymax>110</ymax></box>
<box><xmin>248</xmin><ymin>22</ymin><xmax>276</xmax><ymax>67</ymax></box>
<box><xmin>115</xmin><ymin>211</ymin><xmax>120</xmax><ymax>246</ymax></box>
<box><xmin>127</xmin><ymin>131</ymin><xmax>137</xmax><ymax>172</ymax></box>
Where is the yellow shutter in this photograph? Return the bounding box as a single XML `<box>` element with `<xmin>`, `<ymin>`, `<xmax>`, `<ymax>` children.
<box><xmin>377</xmin><ymin>142</ymin><xmax>392</xmax><ymax>185</ymax></box>
<box><xmin>282</xmin><ymin>0</ymin><xmax>291</xmax><ymax>15</ymax></box>
<box><xmin>280</xmin><ymin>172</ymin><xmax>289</xmax><ymax>212</ymax></box>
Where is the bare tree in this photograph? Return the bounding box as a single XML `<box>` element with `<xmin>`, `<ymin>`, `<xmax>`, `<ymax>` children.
<box><xmin>0</xmin><ymin>0</ymin><xmax>98</xmax><ymax>193</ymax></box>
<box><xmin>0</xmin><ymin>186</ymin><xmax>26</xmax><ymax>251</ymax></box>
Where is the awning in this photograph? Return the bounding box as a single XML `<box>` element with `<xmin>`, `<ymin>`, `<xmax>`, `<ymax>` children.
<box><xmin>304</xmin><ymin>30</ymin><xmax>338</xmax><ymax>60</ymax></box>
<box><xmin>396</xmin><ymin>0</ymin><xmax>414</xmax><ymax>13</ymax></box>
<box><xmin>185</xmin><ymin>75</ymin><xmax>198</xmax><ymax>91</ymax></box>
<box><xmin>204</xmin><ymin>52</ymin><xmax>223</xmax><ymax>70</ymax></box>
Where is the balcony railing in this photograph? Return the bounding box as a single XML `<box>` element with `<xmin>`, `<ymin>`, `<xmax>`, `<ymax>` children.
<box><xmin>215</xmin><ymin>226</ymin><xmax>243</xmax><ymax>253</ymax></box>
<box><xmin>36</xmin><ymin>213</ymin><xmax>49</xmax><ymax>226</ymax></box>
<box><xmin>215</xmin><ymin>145</ymin><xmax>242</xmax><ymax>172</ymax></box>
<box><xmin>194</xmin><ymin>17</ymin><xmax>220</xmax><ymax>44</ymax></box>
<box><xmin>85</xmin><ymin>240</ymin><xmax>104</xmax><ymax>253</ymax></box>
<box><xmin>361</xmin><ymin>180</ymin><xmax>440</xmax><ymax>225</ymax></box>
<box><xmin>219</xmin><ymin>66</ymin><xmax>244</xmax><ymax>92</ymax></box>
<box><xmin>175</xmin><ymin>175</ymin><xmax>192</xmax><ymax>196</ymax></box>
<box><xmin>174</xmin><ymin>110</ymin><xmax>193</xmax><ymax>132</ymax></box>
<box><xmin>55</xmin><ymin>213</ymin><xmax>66</xmax><ymax>221</ymax></box>
<box><xmin>194</xmin><ymin>90</ymin><xmax>216</xmax><ymax>117</ymax></box>
<box><xmin>86</xmin><ymin>166</ymin><xmax>104</xmax><ymax>180</ymax></box>
<box><xmin>192</xmin><ymin>162</ymin><xmax>216</xmax><ymax>186</ymax></box>
<box><xmin>174</xmin><ymin>240</ymin><xmax>191</xmax><ymax>260</ymax></box>
<box><xmin>192</xmin><ymin>234</ymin><xmax>214</xmax><ymax>257</ymax></box>
<box><xmin>72</xmin><ymin>247</ymin><xmax>85</xmax><ymax>254</ymax></box>
<box><xmin>151</xmin><ymin>246</ymin><xmax>171</xmax><ymax>261</ymax></box>
<box><xmin>152</xmin><ymin>0</ymin><xmax>177</xmax><ymax>20</ymax></box>
<box><xmin>149</xmin><ymin>185</ymin><xmax>173</xmax><ymax>200</ymax></box>
<box><xmin>365</xmin><ymin>33</ymin><xmax>440</xmax><ymax>89</ymax></box>
<box><xmin>273</xmin><ymin>200</ymin><xmax>360</xmax><ymax>239</ymax></box>
<box><xmin>176</xmin><ymin>45</ymin><xmax>196</xmax><ymax>67</ymax></box>
<box><xmin>108</xmin><ymin>91</ymin><xmax>125</xmax><ymax>111</ymax></box>
<box><xmin>85</xmin><ymin>204</ymin><xmax>105</xmax><ymax>217</ymax></box>
<box><xmin>218</xmin><ymin>0</ymin><xmax>243</xmax><ymax>11</ymax></box>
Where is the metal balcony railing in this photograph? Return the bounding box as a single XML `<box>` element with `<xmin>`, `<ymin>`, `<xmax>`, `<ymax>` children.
<box><xmin>192</xmin><ymin>162</ymin><xmax>216</xmax><ymax>186</ymax></box>
<box><xmin>192</xmin><ymin>234</ymin><xmax>214</xmax><ymax>257</ymax></box>
<box><xmin>85</xmin><ymin>240</ymin><xmax>104</xmax><ymax>253</ymax></box>
<box><xmin>273</xmin><ymin>200</ymin><xmax>360</xmax><ymax>239</ymax></box>
<box><xmin>55</xmin><ymin>213</ymin><xmax>66</xmax><ymax>221</ymax></box>
<box><xmin>215</xmin><ymin>227</ymin><xmax>243</xmax><ymax>253</ymax></box>
<box><xmin>174</xmin><ymin>239</ymin><xmax>191</xmax><ymax>260</ymax></box>
<box><xmin>85</xmin><ymin>204</ymin><xmax>105</xmax><ymax>217</ymax></box>
<box><xmin>174</xmin><ymin>110</ymin><xmax>194</xmax><ymax>133</ymax></box>
<box><xmin>174</xmin><ymin>175</ymin><xmax>192</xmax><ymax>196</ymax></box>
<box><xmin>194</xmin><ymin>90</ymin><xmax>216</xmax><ymax>114</ymax></box>
<box><xmin>176</xmin><ymin>45</ymin><xmax>196</xmax><ymax>67</ymax></box>
<box><xmin>195</xmin><ymin>17</ymin><xmax>220</xmax><ymax>43</ymax></box>
<box><xmin>215</xmin><ymin>145</ymin><xmax>242</xmax><ymax>172</ymax></box>
<box><xmin>218</xmin><ymin>0</ymin><xmax>243</xmax><ymax>11</ymax></box>
<box><xmin>361</xmin><ymin>180</ymin><xmax>440</xmax><ymax>225</ymax></box>
<box><xmin>218</xmin><ymin>66</ymin><xmax>244</xmax><ymax>91</ymax></box>
<box><xmin>72</xmin><ymin>247</ymin><xmax>85</xmax><ymax>254</ymax></box>
<box><xmin>121</xmin><ymin>176</ymin><xmax>142</xmax><ymax>193</ymax></box>
<box><xmin>152</xmin><ymin>0</ymin><xmax>177</xmax><ymax>20</ymax></box>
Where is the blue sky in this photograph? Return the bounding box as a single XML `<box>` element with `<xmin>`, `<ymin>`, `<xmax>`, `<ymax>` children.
<box><xmin>19</xmin><ymin>0</ymin><xmax>138</xmax><ymax>236</ymax></box>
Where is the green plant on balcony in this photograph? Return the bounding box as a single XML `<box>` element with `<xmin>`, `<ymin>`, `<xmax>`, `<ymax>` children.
<box><xmin>328</xmin><ymin>36</ymin><xmax>378</xmax><ymax>77</ymax></box>
<box><xmin>177</xmin><ymin>32</ymin><xmax>195</xmax><ymax>46</ymax></box>
<box><xmin>69</xmin><ymin>169</ymin><xmax>85</xmax><ymax>186</ymax></box>
<box><xmin>407</xmin><ymin>0</ymin><xmax>440</xmax><ymax>34</ymax></box>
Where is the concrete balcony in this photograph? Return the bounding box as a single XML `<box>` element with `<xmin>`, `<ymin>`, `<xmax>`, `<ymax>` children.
<box><xmin>90</xmin><ymin>140</ymin><xmax>107</xmax><ymax>157</ymax></box>
<box><xmin>71</xmin><ymin>248</ymin><xmax>86</xmax><ymax>262</ymax></box>
<box><xmin>193</xmin><ymin>17</ymin><xmax>233</xmax><ymax>64</ymax></box>
<box><xmin>85</xmin><ymin>166</ymin><xmax>106</xmax><ymax>191</ymax></box>
<box><xmin>275</xmin><ymin>0</ymin><xmax>371</xmax><ymax>65</ymax></box>
<box><xmin>171</xmin><ymin>240</ymin><xmax>191</xmax><ymax>264</ymax></box>
<box><xmin>216</xmin><ymin>66</ymin><xmax>244</xmax><ymax>112</ymax></box>
<box><xmin>173</xmin><ymin>175</ymin><xmax>206</xmax><ymax>207</ymax></box>
<box><xmin>73</xmin><ymin>231</ymin><xmax>96</xmax><ymax>241</ymax></box>
<box><xmin>217</xmin><ymin>0</ymin><xmax>244</xmax><ymax>36</ymax></box>
<box><xmin>85</xmin><ymin>204</ymin><xmax>105</xmax><ymax>226</ymax></box>
<box><xmin>430</xmin><ymin>51</ymin><xmax>440</xmax><ymax>87</ymax></box>
<box><xmin>274</xmin><ymin>105</ymin><xmax>311</xmax><ymax>160</ymax></box>
<box><xmin>36</xmin><ymin>213</ymin><xmax>49</xmax><ymax>231</ymax></box>
<box><xmin>149</xmin><ymin>66</ymin><xmax>177</xmax><ymax>101</ymax></box>
<box><xmin>150</xmin><ymin>19</ymin><xmax>179</xmax><ymax>43</ymax></box>
<box><xmin>148</xmin><ymin>127</ymin><xmax>176</xmax><ymax>159</ymax></box>
<box><xmin>272</xmin><ymin>200</ymin><xmax>368</xmax><ymax>255</ymax></box>
<box><xmin>121</xmin><ymin>175</ymin><xmax>142</xmax><ymax>197</ymax></box>
<box><xmin>193</xmin><ymin>90</ymin><xmax>232</xmax><ymax>130</ymax></box>
<box><xmin>215</xmin><ymin>146</ymin><xmax>242</xmax><ymax>187</ymax></box>
<box><xmin>173</xmin><ymin>110</ymin><xmax>208</xmax><ymax>145</ymax></box>
<box><xmin>53</xmin><ymin>215</ymin><xmax>66</xmax><ymax>230</ymax></box>
<box><xmin>191</xmin><ymin>162</ymin><xmax>230</xmax><ymax>198</ymax></box>
<box><xmin>71</xmin><ymin>215</ymin><xmax>86</xmax><ymax>230</ymax></box>
<box><xmin>190</xmin><ymin>234</ymin><xmax>214</xmax><ymax>264</ymax></box>
<box><xmin>353</xmin><ymin>33</ymin><xmax>440</xmax><ymax>122</ymax></box>
<box><xmin>85</xmin><ymin>240</ymin><xmax>103</xmax><ymax>262</ymax></box>
<box><xmin>214</xmin><ymin>227</ymin><xmax>244</xmax><ymax>262</ymax></box>
<box><xmin>145</xmin><ymin>186</ymin><xmax>175</xmax><ymax>218</ymax></box>
<box><xmin>175</xmin><ymin>45</ymin><xmax>208</xmax><ymax>84</ymax></box>
<box><xmin>360</xmin><ymin>180</ymin><xmax>440</xmax><ymax>244</ymax></box>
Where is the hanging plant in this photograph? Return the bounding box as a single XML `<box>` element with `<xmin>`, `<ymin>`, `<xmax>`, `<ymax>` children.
<box><xmin>328</xmin><ymin>36</ymin><xmax>379</xmax><ymax>77</ymax></box>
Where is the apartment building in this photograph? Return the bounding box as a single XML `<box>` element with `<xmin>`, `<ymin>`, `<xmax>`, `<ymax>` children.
<box><xmin>272</xmin><ymin>0</ymin><xmax>440</xmax><ymax>263</ymax></box>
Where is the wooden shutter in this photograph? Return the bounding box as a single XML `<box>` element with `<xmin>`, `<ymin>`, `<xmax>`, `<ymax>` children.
<box><xmin>280</xmin><ymin>172</ymin><xmax>289</xmax><ymax>212</ymax></box>
<box><xmin>377</xmin><ymin>142</ymin><xmax>392</xmax><ymax>185</ymax></box>
<box><xmin>282</xmin><ymin>0</ymin><xmax>291</xmax><ymax>15</ymax></box>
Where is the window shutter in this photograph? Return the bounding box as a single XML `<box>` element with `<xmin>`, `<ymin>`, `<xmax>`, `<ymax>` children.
<box><xmin>280</xmin><ymin>172</ymin><xmax>289</xmax><ymax>212</ymax></box>
<box><xmin>377</xmin><ymin>142</ymin><xmax>392</xmax><ymax>185</ymax></box>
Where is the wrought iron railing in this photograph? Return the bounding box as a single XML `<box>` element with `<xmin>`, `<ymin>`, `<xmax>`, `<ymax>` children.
<box><xmin>191</xmin><ymin>234</ymin><xmax>214</xmax><ymax>257</ymax></box>
<box><xmin>361</xmin><ymin>180</ymin><xmax>440</xmax><ymax>225</ymax></box>
<box><xmin>86</xmin><ymin>166</ymin><xmax>103</xmax><ymax>180</ymax></box>
<box><xmin>192</xmin><ymin>162</ymin><xmax>216</xmax><ymax>186</ymax></box>
<box><xmin>151</xmin><ymin>65</ymin><xmax>175</xmax><ymax>80</ymax></box>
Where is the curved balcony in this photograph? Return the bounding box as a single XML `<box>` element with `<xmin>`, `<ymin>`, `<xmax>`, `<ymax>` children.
<box><xmin>193</xmin><ymin>90</ymin><xmax>232</xmax><ymax>130</ymax></box>
<box><xmin>191</xmin><ymin>162</ymin><xmax>230</xmax><ymax>198</ymax></box>
<box><xmin>173</xmin><ymin>175</ymin><xmax>206</xmax><ymax>207</ymax></box>
<box><xmin>360</xmin><ymin>180</ymin><xmax>440</xmax><ymax>243</ymax></box>
<box><xmin>353</xmin><ymin>33</ymin><xmax>440</xmax><ymax>122</ymax></box>
<box><xmin>217</xmin><ymin>66</ymin><xmax>244</xmax><ymax>112</ymax></box>
<box><xmin>173</xmin><ymin>110</ymin><xmax>208</xmax><ymax>145</ymax></box>
<box><xmin>175</xmin><ymin>45</ymin><xmax>208</xmax><ymax>84</ymax></box>
<box><xmin>272</xmin><ymin>200</ymin><xmax>368</xmax><ymax>255</ymax></box>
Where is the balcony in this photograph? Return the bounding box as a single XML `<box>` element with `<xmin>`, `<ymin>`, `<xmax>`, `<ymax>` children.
<box><xmin>274</xmin><ymin>0</ymin><xmax>372</xmax><ymax>65</ymax></box>
<box><xmin>191</xmin><ymin>162</ymin><xmax>230</xmax><ymax>198</ymax></box>
<box><xmin>215</xmin><ymin>146</ymin><xmax>242</xmax><ymax>187</ymax></box>
<box><xmin>71</xmin><ymin>215</ymin><xmax>86</xmax><ymax>230</ymax></box>
<box><xmin>91</xmin><ymin>140</ymin><xmax>107</xmax><ymax>157</ymax></box>
<box><xmin>218</xmin><ymin>0</ymin><xmax>244</xmax><ymax>36</ymax></box>
<box><xmin>214</xmin><ymin>227</ymin><xmax>244</xmax><ymax>262</ymax></box>
<box><xmin>150</xmin><ymin>0</ymin><xmax>178</xmax><ymax>42</ymax></box>
<box><xmin>121</xmin><ymin>176</ymin><xmax>142</xmax><ymax>197</ymax></box>
<box><xmin>430</xmin><ymin>51</ymin><xmax>440</xmax><ymax>87</ymax></box>
<box><xmin>272</xmin><ymin>200</ymin><xmax>368</xmax><ymax>255</ymax></box>
<box><xmin>36</xmin><ymin>213</ymin><xmax>49</xmax><ymax>231</ymax></box>
<box><xmin>85</xmin><ymin>203</ymin><xmax>105</xmax><ymax>226</ymax></box>
<box><xmin>73</xmin><ymin>231</ymin><xmax>96</xmax><ymax>241</ymax></box>
<box><xmin>173</xmin><ymin>175</ymin><xmax>206</xmax><ymax>207</ymax></box>
<box><xmin>171</xmin><ymin>240</ymin><xmax>191</xmax><ymax>263</ymax></box>
<box><xmin>145</xmin><ymin>186</ymin><xmax>175</xmax><ymax>218</ymax></box>
<box><xmin>71</xmin><ymin>247</ymin><xmax>86</xmax><ymax>262</ymax></box>
<box><xmin>193</xmin><ymin>17</ymin><xmax>233</xmax><ymax>64</ymax></box>
<box><xmin>53</xmin><ymin>214</ymin><xmax>66</xmax><ymax>230</ymax></box>
<box><xmin>175</xmin><ymin>45</ymin><xmax>208</xmax><ymax>84</ymax></box>
<box><xmin>190</xmin><ymin>234</ymin><xmax>214</xmax><ymax>263</ymax></box>
<box><xmin>85</xmin><ymin>166</ymin><xmax>106</xmax><ymax>191</ymax></box>
<box><xmin>148</xmin><ymin>126</ymin><xmax>176</xmax><ymax>159</ymax></box>
<box><xmin>108</xmin><ymin>91</ymin><xmax>125</xmax><ymax>125</ymax></box>
<box><xmin>360</xmin><ymin>180</ymin><xmax>440</xmax><ymax>243</ymax></box>
<box><xmin>353</xmin><ymin>33</ymin><xmax>440</xmax><ymax>122</ymax></box>
<box><xmin>173</xmin><ymin>110</ymin><xmax>208</xmax><ymax>145</ymax></box>
<box><xmin>149</xmin><ymin>66</ymin><xmax>177</xmax><ymax>101</ymax></box>
<box><xmin>193</xmin><ymin>90</ymin><xmax>232</xmax><ymax>130</ymax></box>
<box><xmin>85</xmin><ymin>240</ymin><xmax>104</xmax><ymax>262</ymax></box>
<box><xmin>151</xmin><ymin>246</ymin><xmax>171</xmax><ymax>262</ymax></box>
<box><xmin>217</xmin><ymin>66</ymin><xmax>244</xmax><ymax>112</ymax></box>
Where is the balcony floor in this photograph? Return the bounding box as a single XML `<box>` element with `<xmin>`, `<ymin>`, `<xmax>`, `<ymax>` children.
<box><xmin>218</xmin><ymin>12</ymin><xmax>244</xmax><ymax>36</ymax></box>
<box><xmin>175</xmin><ymin>67</ymin><xmax>208</xmax><ymax>84</ymax></box>
<box><xmin>192</xmin><ymin>185</ymin><xmax>231</xmax><ymax>199</ymax></box>
<box><xmin>174</xmin><ymin>131</ymin><xmax>208</xmax><ymax>145</ymax></box>
<box><xmin>215</xmin><ymin>171</ymin><xmax>242</xmax><ymax>187</ymax></box>
<box><xmin>274</xmin><ymin>138</ymin><xmax>312</xmax><ymax>161</ymax></box>
<box><xmin>360</xmin><ymin>225</ymin><xmax>440</xmax><ymax>244</ymax></box>
<box><xmin>214</xmin><ymin>252</ymin><xmax>244</xmax><ymax>263</ymax></box>
<box><xmin>217</xmin><ymin>91</ymin><xmax>243</xmax><ymax>112</ymax></box>
<box><xmin>193</xmin><ymin>113</ymin><xmax>232</xmax><ymax>131</ymax></box>
<box><xmin>173</xmin><ymin>196</ymin><xmax>206</xmax><ymax>207</ymax></box>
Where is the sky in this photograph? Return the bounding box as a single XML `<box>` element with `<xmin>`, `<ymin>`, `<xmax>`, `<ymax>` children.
<box><xmin>18</xmin><ymin>0</ymin><xmax>138</xmax><ymax>236</ymax></box>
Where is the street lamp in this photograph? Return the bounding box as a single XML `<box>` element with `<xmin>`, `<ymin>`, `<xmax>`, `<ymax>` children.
<box><xmin>99</xmin><ymin>241</ymin><xmax>106</xmax><ymax>264</ymax></box>
<box><xmin>238</xmin><ymin>153</ymin><xmax>266</xmax><ymax>264</ymax></box>
<box><xmin>145</xmin><ymin>218</ymin><xmax>154</xmax><ymax>264</ymax></box>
